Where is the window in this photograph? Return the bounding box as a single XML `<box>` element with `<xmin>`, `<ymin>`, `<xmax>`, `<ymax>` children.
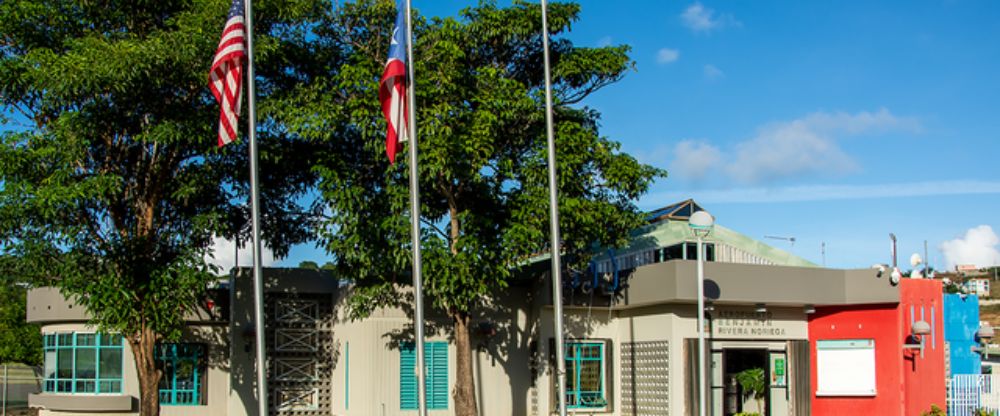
<box><xmin>157</xmin><ymin>343</ymin><xmax>205</xmax><ymax>406</ymax></box>
<box><xmin>43</xmin><ymin>333</ymin><xmax>123</xmax><ymax>394</ymax></box>
<box><xmin>816</xmin><ymin>339</ymin><xmax>876</xmax><ymax>396</ymax></box>
<box><xmin>565</xmin><ymin>341</ymin><xmax>608</xmax><ymax>409</ymax></box>
<box><xmin>662</xmin><ymin>244</ymin><xmax>684</xmax><ymax>261</ymax></box>
<box><xmin>683</xmin><ymin>242</ymin><xmax>715</xmax><ymax>261</ymax></box>
<box><xmin>400</xmin><ymin>341</ymin><xmax>448</xmax><ymax>410</ymax></box>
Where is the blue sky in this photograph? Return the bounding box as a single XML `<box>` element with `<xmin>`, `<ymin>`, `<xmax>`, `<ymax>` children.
<box><xmin>268</xmin><ymin>1</ymin><xmax>1000</xmax><ymax>270</ymax></box>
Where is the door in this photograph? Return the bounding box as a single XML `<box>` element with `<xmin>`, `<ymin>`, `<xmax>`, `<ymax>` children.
<box><xmin>769</xmin><ymin>351</ymin><xmax>790</xmax><ymax>415</ymax></box>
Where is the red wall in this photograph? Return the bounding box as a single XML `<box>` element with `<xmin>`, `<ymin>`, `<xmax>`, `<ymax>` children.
<box><xmin>809</xmin><ymin>304</ymin><xmax>903</xmax><ymax>416</ymax></box>
<box><xmin>900</xmin><ymin>279</ymin><xmax>946</xmax><ymax>415</ymax></box>
<box><xmin>809</xmin><ymin>279</ymin><xmax>946</xmax><ymax>416</ymax></box>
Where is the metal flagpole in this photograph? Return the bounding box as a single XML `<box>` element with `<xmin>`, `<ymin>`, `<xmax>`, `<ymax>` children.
<box><xmin>540</xmin><ymin>2</ymin><xmax>567</xmax><ymax>415</ymax></box>
<box><xmin>244</xmin><ymin>0</ymin><xmax>268</xmax><ymax>415</ymax></box>
<box><xmin>403</xmin><ymin>1</ymin><xmax>428</xmax><ymax>415</ymax></box>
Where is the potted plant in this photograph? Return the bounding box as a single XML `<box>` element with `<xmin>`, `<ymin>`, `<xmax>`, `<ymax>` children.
<box><xmin>735</xmin><ymin>367</ymin><xmax>766</xmax><ymax>416</ymax></box>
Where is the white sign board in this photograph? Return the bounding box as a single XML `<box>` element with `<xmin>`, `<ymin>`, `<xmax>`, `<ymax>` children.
<box><xmin>816</xmin><ymin>339</ymin><xmax>876</xmax><ymax>396</ymax></box>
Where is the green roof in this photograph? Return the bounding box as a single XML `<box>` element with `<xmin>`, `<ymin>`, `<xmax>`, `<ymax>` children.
<box><xmin>611</xmin><ymin>218</ymin><xmax>817</xmax><ymax>267</ymax></box>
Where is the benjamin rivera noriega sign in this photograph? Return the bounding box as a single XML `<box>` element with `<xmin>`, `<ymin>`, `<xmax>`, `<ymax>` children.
<box><xmin>711</xmin><ymin>308</ymin><xmax>807</xmax><ymax>339</ymax></box>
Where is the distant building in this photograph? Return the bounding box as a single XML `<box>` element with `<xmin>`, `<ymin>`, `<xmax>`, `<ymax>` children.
<box><xmin>957</xmin><ymin>264</ymin><xmax>983</xmax><ymax>276</ymax></box>
<box><xmin>962</xmin><ymin>278</ymin><xmax>990</xmax><ymax>297</ymax></box>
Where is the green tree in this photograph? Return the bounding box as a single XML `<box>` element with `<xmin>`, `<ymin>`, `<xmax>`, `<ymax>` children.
<box><xmin>281</xmin><ymin>1</ymin><xmax>663</xmax><ymax>414</ymax></box>
<box><xmin>0</xmin><ymin>257</ymin><xmax>41</xmax><ymax>365</ymax></box>
<box><xmin>735</xmin><ymin>368</ymin><xmax>766</xmax><ymax>415</ymax></box>
<box><xmin>0</xmin><ymin>284</ymin><xmax>40</xmax><ymax>366</ymax></box>
<box><xmin>0</xmin><ymin>0</ymin><xmax>325</xmax><ymax>413</ymax></box>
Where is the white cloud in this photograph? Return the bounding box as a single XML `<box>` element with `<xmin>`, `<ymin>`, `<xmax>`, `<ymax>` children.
<box><xmin>940</xmin><ymin>225</ymin><xmax>1000</xmax><ymax>270</ymax></box>
<box><xmin>681</xmin><ymin>3</ymin><xmax>740</xmax><ymax>33</ymax></box>
<box><xmin>670</xmin><ymin>140</ymin><xmax>722</xmax><ymax>181</ymax></box>
<box><xmin>205</xmin><ymin>235</ymin><xmax>276</xmax><ymax>274</ymax></box>
<box><xmin>642</xmin><ymin>180</ymin><xmax>1000</xmax><ymax>205</ymax></box>
<box><xmin>727</xmin><ymin>120</ymin><xmax>860</xmax><ymax>183</ymax></box>
<box><xmin>657</xmin><ymin>48</ymin><xmax>680</xmax><ymax>64</ymax></box>
<box><xmin>703</xmin><ymin>64</ymin><xmax>724</xmax><ymax>80</ymax></box>
<box><xmin>597</xmin><ymin>36</ymin><xmax>613</xmax><ymax>47</ymax></box>
<box><xmin>726</xmin><ymin>108</ymin><xmax>920</xmax><ymax>184</ymax></box>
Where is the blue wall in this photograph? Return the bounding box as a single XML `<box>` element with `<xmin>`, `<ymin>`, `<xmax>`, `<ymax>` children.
<box><xmin>944</xmin><ymin>293</ymin><xmax>982</xmax><ymax>375</ymax></box>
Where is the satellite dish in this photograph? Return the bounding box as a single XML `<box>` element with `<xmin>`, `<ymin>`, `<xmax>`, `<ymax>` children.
<box><xmin>910</xmin><ymin>253</ymin><xmax>923</xmax><ymax>267</ymax></box>
<box><xmin>890</xmin><ymin>268</ymin><xmax>903</xmax><ymax>284</ymax></box>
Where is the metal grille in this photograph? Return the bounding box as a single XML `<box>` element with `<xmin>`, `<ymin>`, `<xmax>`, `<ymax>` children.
<box><xmin>275</xmin><ymin>300</ymin><xmax>319</xmax><ymax>323</ymax></box>
<box><xmin>949</xmin><ymin>374</ymin><xmax>1000</xmax><ymax>416</ymax></box>
<box><xmin>275</xmin><ymin>329</ymin><xmax>318</xmax><ymax>352</ymax></box>
<box><xmin>621</xmin><ymin>341</ymin><xmax>670</xmax><ymax>415</ymax></box>
<box><xmin>267</xmin><ymin>294</ymin><xmax>333</xmax><ymax>416</ymax></box>
<box><xmin>275</xmin><ymin>358</ymin><xmax>317</xmax><ymax>382</ymax></box>
<box><xmin>276</xmin><ymin>388</ymin><xmax>319</xmax><ymax>411</ymax></box>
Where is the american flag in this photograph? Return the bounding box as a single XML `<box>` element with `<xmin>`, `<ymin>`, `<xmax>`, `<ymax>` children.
<box><xmin>379</xmin><ymin>2</ymin><xmax>409</xmax><ymax>164</ymax></box>
<box><xmin>209</xmin><ymin>0</ymin><xmax>246</xmax><ymax>147</ymax></box>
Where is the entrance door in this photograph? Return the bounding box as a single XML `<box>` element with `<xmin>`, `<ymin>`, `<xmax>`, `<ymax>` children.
<box><xmin>721</xmin><ymin>349</ymin><xmax>768</xmax><ymax>416</ymax></box>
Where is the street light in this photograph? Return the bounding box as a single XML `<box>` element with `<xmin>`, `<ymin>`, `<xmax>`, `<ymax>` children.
<box><xmin>689</xmin><ymin>210</ymin><xmax>714</xmax><ymax>416</ymax></box>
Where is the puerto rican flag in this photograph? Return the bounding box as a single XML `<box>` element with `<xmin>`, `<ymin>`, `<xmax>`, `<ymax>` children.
<box><xmin>379</xmin><ymin>2</ymin><xmax>409</xmax><ymax>164</ymax></box>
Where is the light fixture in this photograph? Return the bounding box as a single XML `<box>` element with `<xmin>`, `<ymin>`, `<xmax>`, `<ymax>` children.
<box><xmin>689</xmin><ymin>211</ymin><xmax>714</xmax><ymax>238</ymax></box>
<box><xmin>755</xmin><ymin>303</ymin><xmax>767</xmax><ymax>313</ymax></box>
<box><xmin>804</xmin><ymin>304</ymin><xmax>815</xmax><ymax>314</ymax></box>
<box><xmin>978</xmin><ymin>323</ymin><xmax>995</xmax><ymax>340</ymax></box>
<box><xmin>912</xmin><ymin>320</ymin><xmax>931</xmax><ymax>337</ymax></box>
<box><xmin>904</xmin><ymin>320</ymin><xmax>932</xmax><ymax>357</ymax></box>
<box><xmin>973</xmin><ymin>323</ymin><xmax>995</xmax><ymax>358</ymax></box>
<box><xmin>687</xmin><ymin>209</ymin><xmax>714</xmax><ymax>416</ymax></box>
<box><xmin>704</xmin><ymin>301</ymin><xmax>715</xmax><ymax>312</ymax></box>
<box><xmin>890</xmin><ymin>267</ymin><xmax>902</xmax><ymax>286</ymax></box>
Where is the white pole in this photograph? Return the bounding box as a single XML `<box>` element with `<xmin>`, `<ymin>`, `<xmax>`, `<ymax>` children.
<box><xmin>697</xmin><ymin>236</ymin><xmax>706</xmax><ymax>416</ymax></box>
<box><xmin>243</xmin><ymin>0</ymin><xmax>268</xmax><ymax>415</ymax></box>
<box><xmin>2</xmin><ymin>364</ymin><xmax>7</xmax><ymax>416</ymax></box>
<box><xmin>402</xmin><ymin>1</ymin><xmax>427</xmax><ymax>415</ymax></box>
<box><xmin>540</xmin><ymin>2</ymin><xmax>567</xmax><ymax>415</ymax></box>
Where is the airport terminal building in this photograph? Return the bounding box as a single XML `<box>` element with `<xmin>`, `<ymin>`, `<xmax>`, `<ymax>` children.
<box><xmin>24</xmin><ymin>200</ymin><xmax>941</xmax><ymax>416</ymax></box>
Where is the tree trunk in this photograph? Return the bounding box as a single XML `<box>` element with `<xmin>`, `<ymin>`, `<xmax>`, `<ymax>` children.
<box><xmin>130</xmin><ymin>325</ymin><xmax>162</xmax><ymax>416</ymax></box>
<box><xmin>452</xmin><ymin>312</ymin><xmax>478</xmax><ymax>416</ymax></box>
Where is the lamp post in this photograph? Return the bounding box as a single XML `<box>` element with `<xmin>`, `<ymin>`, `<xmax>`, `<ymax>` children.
<box><xmin>689</xmin><ymin>210</ymin><xmax>714</xmax><ymax>416</ymax></box>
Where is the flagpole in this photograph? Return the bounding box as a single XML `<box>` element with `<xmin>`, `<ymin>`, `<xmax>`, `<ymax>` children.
<box><xmin>243</xmin><ymin>0</ymin><xmax>269</xmax><ymax>415</ymax></box>
<box><xmin>403</xmin><ymin>1</ymin><xmax>428</xmax><ymax>415</ymax></box>
<box><xmin>540</xmin><ymin>1</ymin><xmax>567</xmax><ymax>415</ymax></box>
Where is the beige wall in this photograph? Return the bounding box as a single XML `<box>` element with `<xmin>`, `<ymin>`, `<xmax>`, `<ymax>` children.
<box><xmin>326</xmin><ymin>286</ymin><xmax>536</xmax><ymax>416</ymax></box>
<box><xmin>33</xmin><ymin>323</ymin><xmax>228</xmax><ymax>416</ymax></box>
<box><xmin>529</xmin><ymin>303</ymin><xmax>809</xmax><ymax>416</ymax></box>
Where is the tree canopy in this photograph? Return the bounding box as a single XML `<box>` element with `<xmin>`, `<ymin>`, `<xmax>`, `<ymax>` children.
<box><xmin>0</xmin><ymin>0</ymin><xmax>327</xmax><ymax>413</ymax></box>
<box><xmin>272</xmin><ymin>1</ymin><xmax>665</xmax><ymax>414</ymax></box>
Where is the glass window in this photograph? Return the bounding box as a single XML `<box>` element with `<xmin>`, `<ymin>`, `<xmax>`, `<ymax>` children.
<box><xmin>663</xmin><ymin>244</ymin><xmax>684</xmax><ymax>261</ymax></box>
<box><xmin>564</xmin><ymin>341</ymin><xmax>608</xmax><ymax>409</ymax></box>
<box><xmin>42</xmin><ymin>332</ymin><xmax>124</xmax><ymax>394</ymax></box>
<box><xmin>157</xmin><ymin>343</ymin><xmax>205</xmax><ymax>406</ymax></box>
<box><xmin>400</xmin><ymin>342</ymin><xmax>448</xmax><ymax>410</ymax></box>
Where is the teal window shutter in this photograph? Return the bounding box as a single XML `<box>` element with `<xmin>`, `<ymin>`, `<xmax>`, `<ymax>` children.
<box><xmin>400</xmin><ymin>342</ymin><xmax>448</xmax><ymax>410</ymax></box>
<box><xmin>400</xmin><ymin>343</ymin><xmax>418</xmax><ymax>410</ymax></box>
<box><xmin>427</xmin><ymin>342</ymin><xmax>448</xmax><ymax>409</ymax></box>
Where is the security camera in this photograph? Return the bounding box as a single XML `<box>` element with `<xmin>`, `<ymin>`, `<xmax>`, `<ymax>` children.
<box><xmin>873</xmin><ymin>264</ymin><xmax>886</xmax><ymax>278</ymax></box>
<box><xmin>890</xmin><ymin>267</ymin><xmax>902</xmax><ymax>286</ymax></box>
